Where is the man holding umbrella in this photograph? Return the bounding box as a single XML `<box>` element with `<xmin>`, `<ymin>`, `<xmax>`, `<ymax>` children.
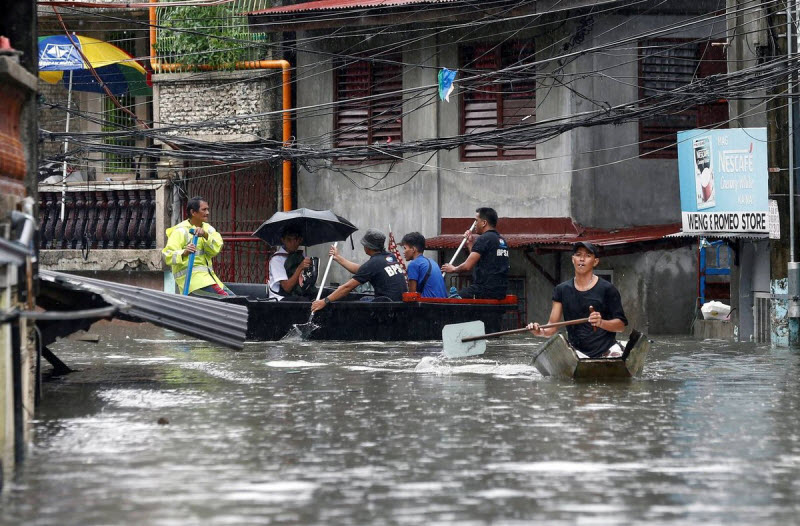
<box><xmin>311</xmin><ymin>229</ymin><xmax>408</xmax><ymax>312</ymax></box>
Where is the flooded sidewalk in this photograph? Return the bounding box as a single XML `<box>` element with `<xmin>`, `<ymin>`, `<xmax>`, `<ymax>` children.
<box><xmin>2</xmin><ymin>320</ymin><xmax>799</xmax><ymax>525</ymax></box>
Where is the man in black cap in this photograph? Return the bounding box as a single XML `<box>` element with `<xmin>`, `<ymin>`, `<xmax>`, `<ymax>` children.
<box><xmin>311</xmin><ymin>228</ymin><xmax>408</xmax><ymax>312</ymax></box>
<box><xmin>527</xmin><ymin>241</ymin><xmax>628</xmax><ymax>358</ymax></box>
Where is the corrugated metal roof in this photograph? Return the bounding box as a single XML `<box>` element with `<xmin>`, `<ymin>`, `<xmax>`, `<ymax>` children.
<box><xmin>426</xmin><ymin>222</ymin><xmax>682</xmax><ymax>250</ymax></box>
<box><xmin>39</xmin><ymin>271</ymin><xmax>248</xmax><ymax>350</ymax></box>
<box><xmin>250</xmin><ymin>0</ymin><xmax>456</xmax><ymax>15</ymax></box>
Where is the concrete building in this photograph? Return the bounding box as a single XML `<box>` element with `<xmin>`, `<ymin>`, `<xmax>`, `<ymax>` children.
<box><xmin>247</xmin><ymin>0</ymin><xmax>776</xmax><ymax>337</ymax></box>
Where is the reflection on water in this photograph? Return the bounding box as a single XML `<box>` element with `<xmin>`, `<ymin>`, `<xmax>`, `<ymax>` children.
<box><xmin>2</xmin><ymin>321</ymin><xmax>800</xmax><ymax>525</ymax></box>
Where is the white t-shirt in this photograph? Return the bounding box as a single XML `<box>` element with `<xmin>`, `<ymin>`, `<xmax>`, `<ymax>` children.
<box><xmin>268</xmin><ymin>247</ymin><xmax>290</xmax><ymax>300</ymax></box>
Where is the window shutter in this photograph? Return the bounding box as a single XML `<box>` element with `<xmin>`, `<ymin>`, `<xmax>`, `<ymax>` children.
<box><xmin>639</xmin><ymin>40</ymin><xmax>728</xmax><ymax>158</ymax></box>
<box><xmin>371</xmin><ymin>60</ymin><xmax>403</xmax><ymax>146</ymax></box>
<box><xmin>335</xmin><ymin>60</ymin><xmax>370</xmax><ymax>148</ymax></box>
<box><xmin>334</xmin><ymin>55</ymin><xmax>403</xmax><ymax>161</ymax></box>
<box><xmin>461</xmin><ymin>41</ymin><xmax>536</xmax><ymax>161</ymax></box>
<box><xmin>500</xmin><ymin>40</ymin><xmax>536</xmax><ymax>159</ymax></box>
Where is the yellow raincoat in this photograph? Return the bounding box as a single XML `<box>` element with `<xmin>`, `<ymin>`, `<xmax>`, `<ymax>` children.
<box><xmin>162</xmin><ymin>219</ymin><xmax>225</xmax><ymax>294</ymax></box>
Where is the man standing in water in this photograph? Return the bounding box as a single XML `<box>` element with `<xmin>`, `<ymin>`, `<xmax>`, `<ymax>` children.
<box><xmin>441</xmin><ymin>207</ymin><xmax>509</xmax><ymax>299</ymax></box>
<box><xmin>162</xmin><ymin>196</ymin><xmax>234</xmax><ymax>298</ymax></box>
<box><xmin>311</xmin><ymin>229</ymin><xmax>407</xmax><ymax>312</ymax></box>
<box><xmin>527</xmin><ymin>241</ymin><xmax>627</xmax><ymax>358</ymax></box>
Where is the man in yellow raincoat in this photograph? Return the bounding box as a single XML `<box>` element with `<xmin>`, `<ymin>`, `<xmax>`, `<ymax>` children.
<box><xmin>162</xmin><ymin>196</ymin><xmax>234</xmax><ymax>298</ymax></box>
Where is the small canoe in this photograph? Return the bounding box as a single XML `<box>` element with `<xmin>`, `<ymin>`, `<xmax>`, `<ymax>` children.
<box><xmin>532</xmin><ymin>330</ymin><xmax>649</xmax><ymax>379</ymax></box>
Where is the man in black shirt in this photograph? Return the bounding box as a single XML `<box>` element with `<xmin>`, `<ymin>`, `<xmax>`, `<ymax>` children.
<box><xmin>441</xmin><ymin>207</ymin><xmax>509</xmax><ymax>299</ymax></box>
<box><xmin>527</xmin><ymin>241</ymin><xmax>628</xmax><ymax>358</ymax></box>
<box><xmin>311</xmin><ymin>228</ymin><xmax>408</xmax><ymax>312</ymax></box>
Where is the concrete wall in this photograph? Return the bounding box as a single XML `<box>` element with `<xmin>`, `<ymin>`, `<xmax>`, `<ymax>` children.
<box><xmin>570</xmin><ymin>14</ymin><xmax>735</xmax><ymax>228</ymax></box>
<box><xmin>153</xmin><ymin>70</ymin><xmax>280</xmax><ymax>143</ymax></box>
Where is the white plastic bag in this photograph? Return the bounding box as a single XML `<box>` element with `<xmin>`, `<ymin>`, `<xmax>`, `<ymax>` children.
<box><xmin>701</xmin><ymin>300</ymin><xmax>731</xmax><ymax>320</ymax></box>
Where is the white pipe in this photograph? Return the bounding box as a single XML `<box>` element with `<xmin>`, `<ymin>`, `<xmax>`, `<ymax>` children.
<box><xmin>442</xmin><ymin>221</ymin><xmax>477</xmax><ymax>277</ymax></box>
<box><xmin>60</xmin><ymin>70</ymin><xmax>73</xmax><ymax>222</ymax></box>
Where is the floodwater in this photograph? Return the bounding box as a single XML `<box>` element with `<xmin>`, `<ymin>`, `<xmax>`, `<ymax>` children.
<box><xmin>2</xmin><ymin>321</ymin><xmax>800</xmax><ymax>525</ymax></box>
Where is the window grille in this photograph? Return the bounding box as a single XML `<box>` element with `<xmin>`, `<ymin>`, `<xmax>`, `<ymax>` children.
<box><xmin>639</xmin><ymin>39</ymin><xmax>728</xmax><ymax>158</ymax></box>
<box><xmin>103</xmin><ymin>32</ymin><xmax>139</xmax><ymax>174</ymax></box>
<box><xmin>334</xmin><ymin>55</ymin><xmax>403</xmax><ymax>161</ymax></box>
<box><xmin>460</xmin><ymin>40</ymin><xmax>536</xmax><ymax>161</ymax></box>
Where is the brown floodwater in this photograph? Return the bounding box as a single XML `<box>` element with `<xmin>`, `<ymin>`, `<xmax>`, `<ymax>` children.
<box><xmin>1</xmin><ymin>320</ymin><xmax>799</xmax><ymax>525</ymax></box>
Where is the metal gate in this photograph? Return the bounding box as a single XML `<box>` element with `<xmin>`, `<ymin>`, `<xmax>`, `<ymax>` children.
<box><xmin>183</xmin><ymin>162</ymin><xmax>277</xmax><ymax>283</ymax></box>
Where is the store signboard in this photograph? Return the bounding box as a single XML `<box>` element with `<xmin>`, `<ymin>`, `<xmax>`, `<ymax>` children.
<box><xmin>677</xmin><ymin>128</ymin><xmax>768</xmax><ymax>233</ymax></box>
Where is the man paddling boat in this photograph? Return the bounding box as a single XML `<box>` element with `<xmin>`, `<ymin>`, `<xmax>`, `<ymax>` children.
<box><xmin>441</xmin><ymin>207</ymin><xmax>509</xmax><ymax>299</ymax></box>
<box><xmin>311</xmin><ymin>229</ymin><xmax>408</xmax><ymax>312</ymax></box>
<box><xmin>527</xmin><ymin>241</ymin><xmax>627</xmax><ymax>358</ymax></box>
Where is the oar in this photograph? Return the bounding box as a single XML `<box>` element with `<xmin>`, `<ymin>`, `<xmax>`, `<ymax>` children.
<box><xmin>182</xmin><ymin>228</ymin><xmax>199</xmax><ymax>295</ymax></box>
<box><xmin>442</xmin><ymin>220</ymin><xmax>477</xmax><ymax>277</ymax></box>
<box><xmin>442</xmin><ymin>318</ymin><xmax>591</xmax><ymax>358</ymax></box>
<box><xmin>292</xmin><ymin>241</ymin><xmax>338</xmax><ymax>337</ymax></box>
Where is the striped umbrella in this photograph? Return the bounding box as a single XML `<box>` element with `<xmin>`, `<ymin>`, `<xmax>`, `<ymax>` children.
<box><xmin>38</xmin><ymin>34</ymin><xmax>151</xmax><ymax>97</ymax></box>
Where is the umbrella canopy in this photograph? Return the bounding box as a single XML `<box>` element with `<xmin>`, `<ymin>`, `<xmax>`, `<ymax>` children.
<box><xmin>253</xmin><ymin>208</ymin><xmax>358</xmax><ymax>247</ymax></box>
<box><xmin>38</xmin><ymin>34</ymin><xmax>152</xmax><ymax>97</ymax></box>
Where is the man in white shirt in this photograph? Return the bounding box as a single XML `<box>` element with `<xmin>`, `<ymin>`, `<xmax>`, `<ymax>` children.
<box><xmin>268</xmin><ymin>225</ymin><xmax>312</xmax><ymax>301</ymax></box>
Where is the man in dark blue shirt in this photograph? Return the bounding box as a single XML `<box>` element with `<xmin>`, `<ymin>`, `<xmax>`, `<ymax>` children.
<box><xmin>311</xmin><ymin>229</ymin><xmax>408</xmax><ymax>312</ymax></box>
<box><xmin>527</xmin><ymin>241</ymin><xmax>628</xmax><ymax>358</ymax></box>
<box><xmin>441</xmin><ymin>207</ymin><xmax>509</xmax><ymax>299</ymax></box>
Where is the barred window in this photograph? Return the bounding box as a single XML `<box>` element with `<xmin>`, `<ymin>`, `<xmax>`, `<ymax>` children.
<box><xmin>334</xmin><ymin>55</ymin><xmax>403</xmax><ymax>160</ymax></box>
<box><xmin>103</xmin><ymin>32</ymin><xmax>138</xmax><ymax>174</ymax></box>
<box><xmin>639</xmin><ymin>39</ymin><xmax>728</xmax><ymax>158</ymax></box>
<box><xmin>460</xmin><ymin>40</ymin><xmax>536</xmax><ymax>161</ymax></box>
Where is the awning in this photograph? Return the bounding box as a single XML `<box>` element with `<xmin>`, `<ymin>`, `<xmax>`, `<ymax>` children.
<box><xmin>425</xmin><ymin>217</ymin><xmax>683</xmax><ymax>252</ymax></box>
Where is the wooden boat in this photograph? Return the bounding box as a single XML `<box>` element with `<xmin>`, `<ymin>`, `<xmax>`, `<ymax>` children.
<box><xmin>531</xmin><ymin>330</ymin><xmax>649</xmax><ymax>379</ymax></box>
<box><xmin>222</xmin><ymin>285</ymin><xmax>519</xmax><ymax>341</ymax></box>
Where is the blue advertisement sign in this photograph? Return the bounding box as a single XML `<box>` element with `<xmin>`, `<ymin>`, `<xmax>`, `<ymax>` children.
<box><xmin>38</xmin><ymin>35</ymin><xmax>84</xmax><ymax>70</ymax></box>
<box><xmin>677</xmin><ymin>128</ymin><xmax>768</xmax><ymax>233</ymax></box>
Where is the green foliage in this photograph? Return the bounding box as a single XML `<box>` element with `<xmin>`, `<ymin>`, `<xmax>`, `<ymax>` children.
<box><xmin>154</xmin><ymin>3</ymin><xmax>269</xmax><ymax>69</ymax></box>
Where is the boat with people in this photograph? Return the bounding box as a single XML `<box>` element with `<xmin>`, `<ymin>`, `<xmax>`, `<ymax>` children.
<box><xmin>532</xmin><ymin>330</ymin><xmax>649</xmax><ymax>379</ymax></box>
<box><xmin>222</xmin><ymin>286</ymin><xmax>519</xmax><ymax>341</ymax></box>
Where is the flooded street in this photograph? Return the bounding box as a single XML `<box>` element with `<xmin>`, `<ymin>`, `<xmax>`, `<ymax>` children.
<box><xmin>2</xmin><ymin>321</ymin><xmax>800</xmax><ymax>525</ymax></box>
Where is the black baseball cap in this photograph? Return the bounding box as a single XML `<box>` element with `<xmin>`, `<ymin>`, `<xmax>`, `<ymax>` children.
<box><xmin>573</xmin><ymin>241</ymin><xmax>599</xmax><ymax>256</ymax></box>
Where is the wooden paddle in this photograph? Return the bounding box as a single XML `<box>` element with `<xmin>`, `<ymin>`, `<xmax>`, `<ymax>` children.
<box><xmin>442</xmin><ymin>317</ymin><xmax>590</xmax><ymax>358</ymax></box>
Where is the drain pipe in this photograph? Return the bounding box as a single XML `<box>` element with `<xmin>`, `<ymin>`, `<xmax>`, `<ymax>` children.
<box><xmin>149</xmin><ymin>0</ymin><xmax>294</xmax><ymax>211</ymax></box>
<box><xmin>788</xmin><ymin>1</ymin><xmax>800</xmax><ymax>339</ymax></box>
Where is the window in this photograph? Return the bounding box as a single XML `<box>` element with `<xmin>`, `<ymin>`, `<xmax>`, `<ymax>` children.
<box><xmin>103</xmin><ymin>31</ymin><xmax>138</xmax><ymax>174</ymax></box>
<box><xmin>639</xmin><ymin>39</ymin><xmax>728</xmax><ymax>158</ymax></box>
<box><xmin>333</xmin><ymin>55</ymin><xmax>403</xmax><ymax>160</ymax></box>
<box><xmin>460</xmin><ymin>40</ymin><xmax>536</xmax><ymax>161</ymax></box>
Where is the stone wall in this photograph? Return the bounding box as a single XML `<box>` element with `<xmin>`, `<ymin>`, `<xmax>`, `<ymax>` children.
<box><xmin>38</xmin><ymin>80</ymin><xmax>69</xmax><ymax>164</ymax></box>
<box><xmin>153</xmin><ymin>70</ymin><xmax>281</xmax><ymax>143</ymax></box>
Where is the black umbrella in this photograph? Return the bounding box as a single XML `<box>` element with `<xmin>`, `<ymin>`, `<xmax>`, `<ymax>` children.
<box><xmin>252</xmin><ymin>208</ymin><xmax>358</xmax><ymax>247</ymax></box>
